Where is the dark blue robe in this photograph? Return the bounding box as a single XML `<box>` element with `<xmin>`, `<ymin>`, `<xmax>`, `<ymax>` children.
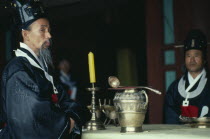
<box><xmin>0</xmin><ymin>48</ymin><xmax>89</xmax><ymax>138</ymax></box>
<box><xmin>164</xmin><ymin>72</ymin><xmax>210</xmax><ymax>124</ymax></box>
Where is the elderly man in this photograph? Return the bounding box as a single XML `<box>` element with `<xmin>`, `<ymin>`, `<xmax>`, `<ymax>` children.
<box><xmin>0</xmin><ymin>0</ymin><xmax>87</xmax><ymax>138</ymax></box>
<box><xmin>164</xmin><ymin>29</ymin><xmax>210</xmax><ymax>124</ymax></box>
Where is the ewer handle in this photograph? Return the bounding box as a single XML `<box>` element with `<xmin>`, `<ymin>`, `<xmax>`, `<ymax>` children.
<box><xmin>141</xmin><ymin>90</ymin><xmax>148</xmax><ymax>108</ymax></box>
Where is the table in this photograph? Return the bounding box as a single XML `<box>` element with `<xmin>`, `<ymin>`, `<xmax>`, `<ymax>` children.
<box><xmin>82</xmin><ymin>124</ymin><xmax>210</xmax><ymax>139</ymax></box>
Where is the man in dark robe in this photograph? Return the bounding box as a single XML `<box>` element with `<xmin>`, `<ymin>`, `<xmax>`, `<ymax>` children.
<box><xmin>164</xmin><ymin>29</ymin><xmax>210</xmax><ymax>124</ymax></box>
<box><xmin>0</xmin><ymin>0</ymin><xmax>89</xmax><ymax>138</ymax></box>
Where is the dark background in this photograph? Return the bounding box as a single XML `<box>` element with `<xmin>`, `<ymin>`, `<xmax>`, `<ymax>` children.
<box><xmin>0</xmin><ymin>0</ymin><xmax>146</xmax><ymax>109</ymax></box>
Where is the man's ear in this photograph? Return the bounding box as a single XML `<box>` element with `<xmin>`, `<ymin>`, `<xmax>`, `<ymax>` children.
<box><xmin>22</xmin><ymin>29</ymin><xmax>30</xmax><ymax>41</ymax></box>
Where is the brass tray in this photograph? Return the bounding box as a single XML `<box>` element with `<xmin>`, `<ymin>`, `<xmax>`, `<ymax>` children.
<box><xmin>179</xmin><ymin>116</ymin><xmax>210</xmax><ymax>128</ymax></box>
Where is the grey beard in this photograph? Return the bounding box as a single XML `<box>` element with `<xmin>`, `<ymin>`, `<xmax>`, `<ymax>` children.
<box><xmin>39</xmin><ymin>46</ymin><xmax>54</xmax><ymax>68</ymax></box>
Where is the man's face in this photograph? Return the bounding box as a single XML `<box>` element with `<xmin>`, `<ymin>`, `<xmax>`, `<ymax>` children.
<box><xmin>185</xmin><ymin>49</ymin><xmax>204</xmax><ymax>73</ymax></box>
<box><xmin>24</xmin><ymin>18</ymin><xmax>51</xmax><ymax>54</ymax></box>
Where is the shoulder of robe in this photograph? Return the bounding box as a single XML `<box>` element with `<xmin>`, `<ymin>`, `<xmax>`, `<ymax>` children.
<box><xmin>2</xmin><ymin>57</ymin><xmax>32</xmax><ymax>78</ymax></box>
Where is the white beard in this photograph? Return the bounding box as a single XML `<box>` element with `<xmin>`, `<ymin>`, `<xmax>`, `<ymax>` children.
<box><xmin>39</xmin><ymin>39</ymin><xmax>53</xmax><ymax>68</ymax></box>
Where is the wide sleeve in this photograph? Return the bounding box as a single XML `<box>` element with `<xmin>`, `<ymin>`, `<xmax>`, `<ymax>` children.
<box><xmin>2</xmin><ymin>71</ymin><xmax>43</xmax><ymax>138</ymax></box>
<box><xmin>164</xmin><ymin>81</ymin><xmax>181</xmax><ymax>124</ymax></box>
<box><xmin>56</xmin><ymin>84</ymin><xmax>91</xmax><ymax>127</ymax></box>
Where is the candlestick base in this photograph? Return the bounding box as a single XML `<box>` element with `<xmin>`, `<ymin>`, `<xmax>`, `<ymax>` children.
<box><xmin>84</xmin><ymin>86</ymin><xmax>106</xmax><ymax>130</ymax></box>
<box><xmin>84</xmin><ymin>118</ymin><xmax>105</xmax><ymax>130</ymax></box>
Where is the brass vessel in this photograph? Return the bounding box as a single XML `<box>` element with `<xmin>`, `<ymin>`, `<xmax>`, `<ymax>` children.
<box><xmin>113</xmin><ymin>89</ymin><xmax>148</xmax><ymax>133</ymax></box>
<box><xmin>108</xmin><ymin>76</ymin><xmax>161</xmax><ymax>133</ymax></box>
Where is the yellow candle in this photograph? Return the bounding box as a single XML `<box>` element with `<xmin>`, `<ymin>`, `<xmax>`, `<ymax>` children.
<box><xmin>88</xmin><ymin>52</ymin><xmax>96</xmax><ymax>83</ymax></box>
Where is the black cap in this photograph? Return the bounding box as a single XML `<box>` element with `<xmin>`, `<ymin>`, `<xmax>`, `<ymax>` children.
<box><xmin>10</xmin><ymin>0</ymin><xmax>47</xmax><ymax>30</ymax></box>
<box><xmin>184</xmin><ymin>29</ymin><xmax>207</xmax><ymax>53</ymax></box>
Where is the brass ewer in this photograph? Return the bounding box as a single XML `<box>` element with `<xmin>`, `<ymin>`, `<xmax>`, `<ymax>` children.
<box><xmin>108</xmin><ymin>76</ymin><xmax>161</xmax><ymax>133</ymax></box>
<box><xmin>114</xmin><ymin>88</ymin><xmax>148</xmax><ymax>132</ymax></box>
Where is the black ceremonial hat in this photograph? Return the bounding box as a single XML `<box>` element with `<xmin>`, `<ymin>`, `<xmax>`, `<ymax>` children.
<box><xmin>184</xmin><ymin>29</ymin><xmax>207</xmax><ymax>53</ymax></box>
<box><xmin>11</xmin><ymin>0</ymin><xmax>47</xmax><ymax>29</ymax></box>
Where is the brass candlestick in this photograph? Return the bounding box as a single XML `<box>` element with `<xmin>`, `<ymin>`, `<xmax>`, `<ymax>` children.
<box><xmin>84</xmin><ymin>83</ymin><xmax>105</xmax><ymax>130</ymax></box>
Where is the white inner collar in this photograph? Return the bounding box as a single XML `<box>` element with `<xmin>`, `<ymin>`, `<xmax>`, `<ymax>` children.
<box><xmin>19</xmin><ymin>42</ymin><xmax>46</xmax><ymax>71</ymax></box>
<box><xmin>20</xmin><ymin>42</ymin><xmax>39</xmax><ymax>62</ymax></box>
<box><xmin>188</xmin><ymin>69</ymin><xmax>204</xmax><ymax>85</ymax></box>
<box><xmin>178</xmin><ymin>68</ymin><xmax>207</xmax><ymax>99</ymax></box>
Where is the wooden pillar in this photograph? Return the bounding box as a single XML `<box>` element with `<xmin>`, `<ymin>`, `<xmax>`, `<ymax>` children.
<box><xmin>145</xmin><ymin>0</ymin><xmax>164</xmax><ymax>123</ymax></box>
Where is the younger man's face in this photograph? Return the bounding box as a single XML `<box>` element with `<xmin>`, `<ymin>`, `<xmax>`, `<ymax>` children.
<box><xmin>185</xmin><ymin>49</ymin><xmax>204</xmax><ymax>73</ymax></box>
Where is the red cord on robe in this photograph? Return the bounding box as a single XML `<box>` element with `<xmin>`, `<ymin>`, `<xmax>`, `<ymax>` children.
<box><xmin>181</xmin><ymin>105</ymin><xmax>199</xmax><ymax>117</ymax></box>
<box><xmin>51</xmin><ymin>94</ymin><xmax>58</xmax><ymax>103</ymax></box>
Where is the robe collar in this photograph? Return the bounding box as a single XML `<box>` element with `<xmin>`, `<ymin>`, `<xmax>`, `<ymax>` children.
<box><xmin>19</xmin><ymin>42</ymin><xmax>48</xmax><ymax>72</ymax></box>
<box><xmin>178</xmin><ymin>69</ymin><xmax>207</xmax><ymax>98</ymax></box>
<box><xmin>14</xmin><ymin>45</ymin><xmax>58</xmax><ymax>94</ymax></box>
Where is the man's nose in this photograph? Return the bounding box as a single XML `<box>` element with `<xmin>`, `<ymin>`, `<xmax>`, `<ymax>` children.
<box><xmin>46</xmin><ymin>32</ymin><xmax>52</xmax><ymax>39</ymax></box>
<box><xmin>190</xmin><ymin>57</ymin><xmax>195</xmax><ymax>62</ymax></box>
